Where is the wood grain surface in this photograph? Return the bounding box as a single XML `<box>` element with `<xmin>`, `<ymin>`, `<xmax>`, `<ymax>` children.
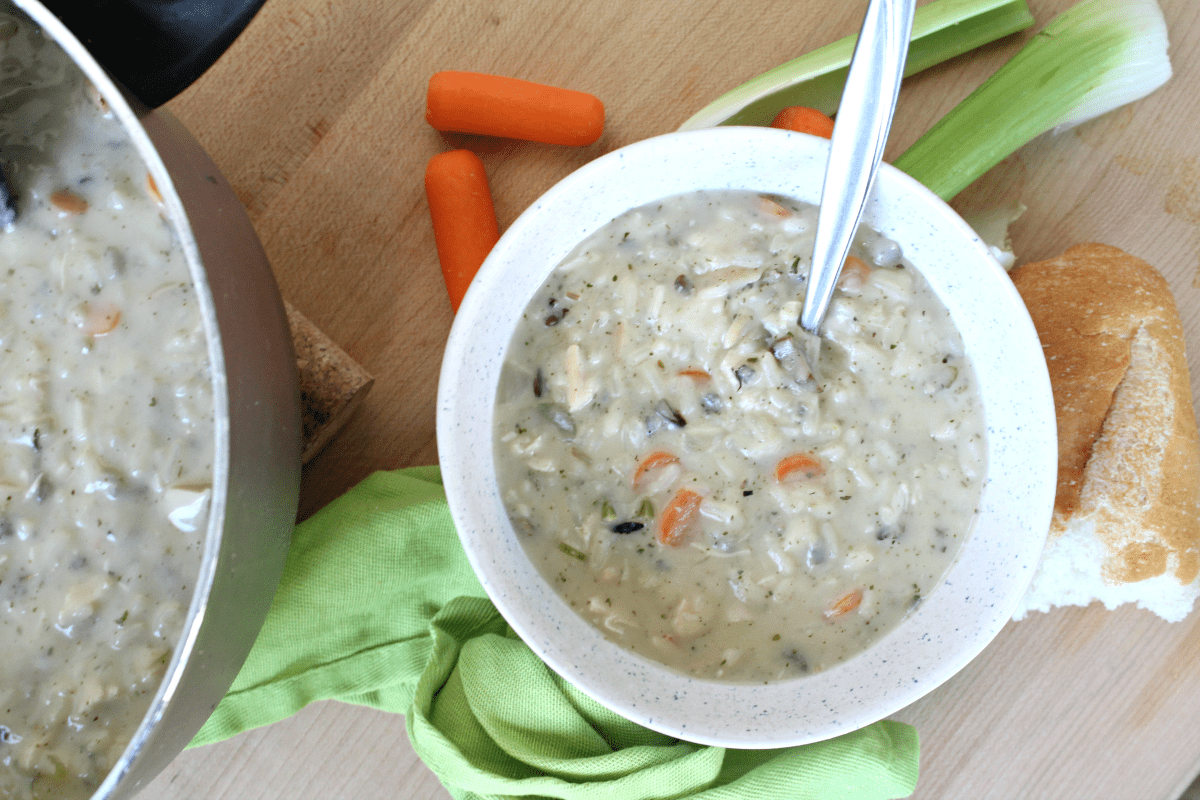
<box><xmin>140</xmin><ymin>0</ymin><xmax>1200</xmax><ymax>797</ymax></box>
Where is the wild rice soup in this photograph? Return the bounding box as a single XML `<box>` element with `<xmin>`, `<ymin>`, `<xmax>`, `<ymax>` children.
<box><xmin>0</xmin><ymin>9</ymin><xmax>213</xmax><ymax>798</ymax></box>
<box><xmin>494</xmin><ymin>189</ymin><xmax>986</xmax><ymax>683</ymax></box>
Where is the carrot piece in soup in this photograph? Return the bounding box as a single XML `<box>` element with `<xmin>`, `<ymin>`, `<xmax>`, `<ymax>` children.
<box><xmin>774</xmin><ymin>452</ymin><xmax>826</xmax><ymax>484</ymax></box>
<box><xmin>677</xmin><ymin>368</ymin><xmax>711</xmax><ymax>381</ymax></box>
<box><xmin>758</xmin><ymin>196</ymin><xmax>791</xmax><ymax>217</ymax></box>
<box><xmin>424</xmin><ymin>149</ymin><xmax>500</xmax><ymax>312</ymax></box>
<box><xmin>50</xmin><ymin>189</ymin><xmax>88</xmax><ymax>214</ymax></box>
<box><xmin>145</xmin><ymin>172</ymin><xmax>163</xmax><ymax>204</ymax></box>
<box><xmin>632</xmin><ymin>451</ymin><xmax>679</xmax><ymax>490</ymax></box>
<box><xmin>658</xmin><ymin>489</ymin><xmax>703</xmax><ymax>546</ymax></box>
<box><xmin>770</xmin><ymin>106</ymin><xmax>835</xmax><ymax>139</ymax></box>
<box><xmin>837</xmin><ymin>255</ymin><xmax>872</xmax><ymax>291</ymax></box>
<box><xmin>79</xmin><ymin>302</ymin><xmax>121</xmax><ymax>336</ymax></box>
<box><xmin>426</xmin><ymin>71</ymin><xmax>605</xmax><ymax>146</ymax></box>
<box><xmin>823</xmin><ymin>588</ymin><xmax>864</xmax><ymax>619</ymax></box>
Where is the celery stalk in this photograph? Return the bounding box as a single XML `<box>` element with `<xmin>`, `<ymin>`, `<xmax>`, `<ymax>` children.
<box><xmin>678</xmin><ymin>0</ymin><xmax>1034</xmax><ymax>131</ymax></box>
<box><xmin>895</xmin><ymin>0</ymin><xmax>1171</xmax><ymax>201</ymax></box>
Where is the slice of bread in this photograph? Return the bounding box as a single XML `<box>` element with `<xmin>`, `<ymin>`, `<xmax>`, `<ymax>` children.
<box><xmin>1009</xmin><ymin>243</ymin><xmax>1200</xmax><ymax>622</ymax></box>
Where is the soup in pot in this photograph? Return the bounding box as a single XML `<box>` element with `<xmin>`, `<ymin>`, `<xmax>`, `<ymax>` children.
<box><xmin>0</xmin><ymin>8</ymin><xmax>214</xmax><ymax>798</ymax></box>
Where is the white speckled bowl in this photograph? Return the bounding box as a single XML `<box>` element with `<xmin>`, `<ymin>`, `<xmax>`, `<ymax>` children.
<box><xmin>437</xmin><ymin>127</ymin><xmax>1056</xmax><ymax>748</ymax></box>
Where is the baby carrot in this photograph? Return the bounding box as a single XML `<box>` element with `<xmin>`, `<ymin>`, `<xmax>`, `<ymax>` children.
<box><xmin>424</xmin><ymin>149</ymin><xmax>500</xmax><ymax>312</ymax></box>
<box><xmin>658</xmin><ymin>488</ymin><xmax>703</xmax><ymax>547</ymax></box>
<box><xmin>426</xmin><ymin>71</ymin><xmax>604</xmax><ymax>147</ymax></box>
<box><xmin>774</xmin><ymin>452</ymin><xmax>826</xmax><ymax>485</ymax></box>
<box><xmin>770</xmin><ymin>106</ymin><xmax>835</xmax><ymax>139</ymax></box>
<box><xmin>632</xmin><ymin>451</ymin><xmax>679</xmax><ymax>491</ymax></box>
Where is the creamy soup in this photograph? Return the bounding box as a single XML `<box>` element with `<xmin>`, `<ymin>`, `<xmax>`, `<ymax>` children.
<box><xmin>0</xmin><ymin>9</ymin><xmax>213</xmax><ymax>799</ymax></box>
<box><xmin>494</xmin><ymin>190</ymin><xmax>986</xmax><ymax>683</ymax></box>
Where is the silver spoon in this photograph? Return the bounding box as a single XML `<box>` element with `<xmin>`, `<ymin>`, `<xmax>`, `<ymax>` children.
<box><xmin>797</xmin><ymin>0</ymin><xmax>915</xmax><ymax>370</ymax></box>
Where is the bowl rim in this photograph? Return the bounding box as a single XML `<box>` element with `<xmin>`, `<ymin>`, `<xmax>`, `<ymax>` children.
<box><xmin>437</xmin><ymin>126</ymin><xmax>1056</xmax><ymax>747</ymax></box>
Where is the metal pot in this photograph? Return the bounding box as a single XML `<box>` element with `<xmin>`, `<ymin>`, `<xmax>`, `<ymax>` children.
<box><xmin>10</xmin><ymin>2</ymin><xmax>301</xmax><ymax>798</ymax></box>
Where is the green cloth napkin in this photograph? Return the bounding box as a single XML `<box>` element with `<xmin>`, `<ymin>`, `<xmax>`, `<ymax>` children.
<box><xmin>189</xmin><ymin>467</ymin><xmax>920</xmax><ymax>800</ymax></box>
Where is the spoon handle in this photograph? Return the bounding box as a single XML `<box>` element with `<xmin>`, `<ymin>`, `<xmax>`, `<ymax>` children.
<box><xmin>800</xmin><ymin>0</ymin><xmax>914</xmax><ymax>334</ymax></box>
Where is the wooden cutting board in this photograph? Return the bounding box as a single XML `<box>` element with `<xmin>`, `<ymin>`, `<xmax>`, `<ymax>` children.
<box><xmin>144</xmin><ymin>1</ymin><xmax>1200</xmax><ymax>797</ymax></box>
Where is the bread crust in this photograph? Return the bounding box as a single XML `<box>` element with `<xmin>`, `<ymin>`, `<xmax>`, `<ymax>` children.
<box><xmin>286</xmin><ymin>301</ymin><xmax>375</xmax><ymax>464</ymax></box>
<box><xmin>1010</xmin><ymin>243</ymin><xmax>1200</xmax><ymax>590</ymax></box>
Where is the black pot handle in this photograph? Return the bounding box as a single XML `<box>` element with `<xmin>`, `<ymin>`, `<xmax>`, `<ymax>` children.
<box><xmin>39</xmin><ymin>0</ymin><xmax>267</xmax><ymax>108</ymax></box>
